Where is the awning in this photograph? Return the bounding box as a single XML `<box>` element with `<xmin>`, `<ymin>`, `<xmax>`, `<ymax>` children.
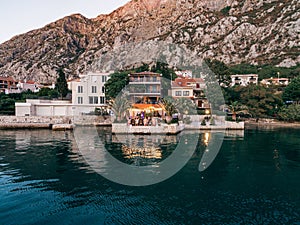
<box><xmin>131</xmin><ymin>104</ymin><xmax>163</xmax><ymax>111</ymax></box>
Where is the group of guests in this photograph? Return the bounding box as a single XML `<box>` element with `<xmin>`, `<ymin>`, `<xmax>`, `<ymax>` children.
<box><xmin>128</xmin><ymin>116</ymin><xmax>157</xmax><ymax>126</ymax></box>
<box><xmin>127</xmin><ymin>111</ymin><xmax>163</xmax><ymax>126</ymax></box>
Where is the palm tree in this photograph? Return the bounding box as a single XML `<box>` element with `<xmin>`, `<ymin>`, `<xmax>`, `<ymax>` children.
<box><xmin>227</xmin><ymin>101</ymin><xmax>250</xmax><ymax>121</ymax></box>
<box><xmin>174</xmin><ymin>98</ymin><xmax>197</xmax><ymax>115</ymax></box>
<box><xmin>110</xmin><ymin>97</ymin><xmax>131</xmax><ymax>122</ymax></box>
<box><xmin>160</xmin><ymin>97</ymin><xmax>177</xmax><ymax>123</ymax></box>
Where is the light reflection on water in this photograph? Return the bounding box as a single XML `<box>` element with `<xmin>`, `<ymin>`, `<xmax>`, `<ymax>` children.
<box><xmin>0</xmin><ymin>128</ymin><xmax>299</xmax><ymax>224</ymax></box>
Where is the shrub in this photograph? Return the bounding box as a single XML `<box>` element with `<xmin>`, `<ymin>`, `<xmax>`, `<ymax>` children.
<box><xmin>221</xmin><ymin>6</ymin><xmax>231</xmax><ymax>16</ymax></box>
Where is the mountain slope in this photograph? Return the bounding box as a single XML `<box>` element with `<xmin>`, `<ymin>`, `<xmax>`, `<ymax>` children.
<box><xmin>0</xmin><ymin>0</ymin><xmax>299</xmax><ymax>82</ymax></box>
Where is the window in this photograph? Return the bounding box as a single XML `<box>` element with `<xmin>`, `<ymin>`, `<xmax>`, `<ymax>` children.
<box><xmin>152</xmin><ymin>85</ymin><xmax>157</xmax><ymax>93</ymax></box>
<box><xmin>78</xmin><ymin>97</ymin><xmax>83</xmax><ymax>104</ymax></box>
<box><xmin>78</xmin><ymin>86</ymin><xmax>83</xmax><ymax>93</ymax></box>
<box><xmin>153</xmin><ymin>77</ymin><xmax>157</xmax><ymax>82</ymax></box>
<box><xmin>102</xmin><ymin>86</ymin><xmax>105</xmax><ymax>94</ymax></box>
<box><xmin>183</xmin><ymin>91</ymin><xmax>190</xmax><ymax>96</ymax></box>
<box><xmin>92</xmin><ymin>86</ymin><xmax>97</xmax><ymax>93</ymax></box>
<box><xmin>102</xmin><ymin>76</ymin><xmax>107</xmax><ymax>83</ymax></box>
<box><xmin>175</xmin><ymin>91</ymin><xmax>182</xmax><ymax>96</ymax></box>
<box><xmin>100</xmin><ymin>97</ymin><xmax>105</xmax><ymax>104</ymax></box>
<box><xmin>89</xmin><ymin>96</ymin><xmax>98</xmax><ymax>104</ymax></box>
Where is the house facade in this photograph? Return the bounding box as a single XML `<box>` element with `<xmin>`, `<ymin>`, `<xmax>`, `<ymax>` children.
<box><xmin>16</xmin><ymin>71</ymin><xmax>111</xmax><ymax>117</ymax></box>
<box><xmin>16</xmin><ymin>80</ymin><xmax>40</xmax><ymax>93</ymax></box>
<box><xmin>0</xmin><ymin>76</ymin><xmax>18</xmax><ymax>93</ymax></box>
<box><xmin>230</xmin><ymin>74</ymin><xmax>258</xmax><ymax>86</ymax></box>
<box><xmin>71</xmin><ymin>72</ymin><xmax>110</xmax><ymax>106</ymax></box>
<box><xmin>171</xmin><ymin>77</ymin><xmax>209</xmax><ymax>109</ymax></box>
<box><xmin>128</xmin><ymin>71</ymin><xmax>162</xmax><ymax>104</ymax></box>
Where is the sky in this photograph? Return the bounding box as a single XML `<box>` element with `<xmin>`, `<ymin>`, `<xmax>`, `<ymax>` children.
<box><xmin>0</xmin><ymin>0</ymin><xmax>129</xmax><ymax>44</ymax></box>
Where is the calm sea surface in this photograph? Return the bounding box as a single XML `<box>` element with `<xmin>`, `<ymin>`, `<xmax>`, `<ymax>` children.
<box><xmin>0</xmin><ymin>127</ymin><xmax>299</xmax><ymax>224</ymax></box>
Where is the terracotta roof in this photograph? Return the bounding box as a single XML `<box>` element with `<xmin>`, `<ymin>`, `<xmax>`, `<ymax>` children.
<box><xmin>0</xmin><ymin>76</ymin><xmax>17</xmax><ymax>82</ymax></box>
<box><xmin>67</xmin><ymin>78</ymin><xmax>81</xmax><ymax>82</ymax></box>
<box><xmin>173</xmin><ymin>78</ymin><xmax>196</xmax><ymax>87</ymax></box>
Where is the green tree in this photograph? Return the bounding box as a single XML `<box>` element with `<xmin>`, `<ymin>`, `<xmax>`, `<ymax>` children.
<box><xmin>278</xmin><ymin>104</ymin><xmax>300</xmax><ymax>122</ymax></box>
<box><xmin>204</xmin><ymin>58</ymin><xmax>230</xmax><ymax>86</ymax></box>
<box><xmin>227</xmin><ymin>101</ymin><xmax>250</xmax><ymax>121</ymax></box>
<box><xmin>151</xmin><ymin>62</ymin><xmax>176</xmax><ymax>81</ymax></box>
<box><xmin>239</xmin><ymin>85</ymin><xmax>282</xmax><ymax>118</ymax></box>
<box><xmin>229</xmin><ymin>63</ymin><xmax>258</xmax><ymax>75</ymax></box>
<box><xmin>174</xmin><ymin>98</ymin><xmax>197</xmax><ymax>115</ymax></box>
<box><xmin>38</xmin><ymin>88</ymin><xmax>59</xmax><ymax>99</ymax></box>
<box><xmin>135</xmin><ymin>63</ymin><xmax>149</xmax><ymax>72</ymax></box>
<box><xmin>282</xmin><ymin>76</ymin><xmax>300</xmax><ymax>103</ymax></box>
<box><xmin>105</xmin><ymin>71</ymin><xmax>129</xmax><ymax>100</ymax></box>
<box><xmin>56</xmin><ymin>68</ymin><xmax>68</xmax><ymax>99</ymax></box>
<box><xmin>161</xmin><ymin>97</ymin><xmax>177</xmax><ymax>116</ymax></box>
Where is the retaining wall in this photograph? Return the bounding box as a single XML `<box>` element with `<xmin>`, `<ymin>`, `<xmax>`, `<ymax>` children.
<box><xmin>0</xmin><ymin>116</ymin><xmax>112</xmax><ymax>129</ymax></box>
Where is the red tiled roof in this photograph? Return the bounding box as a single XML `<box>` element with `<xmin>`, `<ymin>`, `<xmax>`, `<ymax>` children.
<box><xmin>67</xmin><ymin>78</ymin><xmax>81</xmax><ymax>82</ymax></box>
<box><xmin>0</xmin><ymin>76</ymin><xmax>17</xmax><ymax>82</ymax></box>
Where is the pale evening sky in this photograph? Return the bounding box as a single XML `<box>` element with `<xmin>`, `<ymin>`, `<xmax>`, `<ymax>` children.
<box><xmin>0</xmin><ymin>0</ymin><xmax>129</xmax><ymax>44</ymax></box>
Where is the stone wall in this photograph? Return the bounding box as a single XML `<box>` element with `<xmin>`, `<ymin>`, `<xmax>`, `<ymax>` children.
<box><xmin>0</xmin><ymin>115</ymin><xmax>112</xmax><ymax>129</ymax></box>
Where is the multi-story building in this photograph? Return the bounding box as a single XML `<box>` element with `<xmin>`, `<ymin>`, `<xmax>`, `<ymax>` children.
<box><xmin>0</xmin><ymin>76</ymin><xmax>18</xmax><ymax>93</ymax></box>
<box><xmin>171</xmin><ymin>77</ymin><xmax>209</xmax><ymax>109</ymax></box>
<box><xmin>16</xmin><ymin>72</ymin><xmax>111</xmax><ymax>117</ymax></box>
<box><xmin>71</xmin><ymin>72</ymin><xmax>110</xmax><ymax>106</ymax></box>
<box><xmin>128</xmin><ymin>71</ymin><xmax>162</xmax><ymax>104</ymax></box>
<box><xmin>230</xmin><ymin>74</ymin><xmax>258</xmax><ymax>86</ymax></box>
<box><xmin>171</xmin><ymin>78</ymin><xmax>195</xmax><ymax>99</ymax></box>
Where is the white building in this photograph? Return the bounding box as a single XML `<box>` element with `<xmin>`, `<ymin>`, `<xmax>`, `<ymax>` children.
<box><xmin>261</xmin><ymin>77</ymin><xmax>289</xmax><ymax>86</ymax></box>
<box><xmin>16</xmin><ymin>71</ymin><xmax>111</xmax><ymax>117</ymax></box>
<box><xmin>230</xmin><ymin>74</ymin><xmax>258</xmax><ymax>86</ymax></box>
<box><xmin>71</xmin><ymin>72</ymin><xmax>110</xmax><ymax>105</ymax></box>
<box><xmin>15</xmin><ymin>99</ymin><xmax>109</xmax><ymax>117</ymax></box>
<box><xmin>17</xmin><ymin>80</ymin><xmax>40</xmax><ymax>93</ymax></box>
<box><xmin>175</xmin><ymin>70</ymin><xmax>193</xmax><ymax>78</ymax></box>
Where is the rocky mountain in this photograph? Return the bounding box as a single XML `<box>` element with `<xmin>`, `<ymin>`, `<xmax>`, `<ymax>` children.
<box><xmin>0</xmin><ymin>0</ymin><xmax>299</xmax><ymax>83</ymax></box>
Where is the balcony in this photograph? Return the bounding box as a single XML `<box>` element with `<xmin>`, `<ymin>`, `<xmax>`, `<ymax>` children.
<box><xmin>129</xmin><ymin>76</ymin><xmax>161</xmax><ymax>84</ymax></box>
<box><xmin>129</xmin><ymin>91</ymin><xmax>161</xmax><ymax>96</ymax></box>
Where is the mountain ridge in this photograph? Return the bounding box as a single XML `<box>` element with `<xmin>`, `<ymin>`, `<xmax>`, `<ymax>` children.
<box><xmin>0</xmin><ymin>0</ymin><xmax>299</xmax><ymax>83</ymax></box>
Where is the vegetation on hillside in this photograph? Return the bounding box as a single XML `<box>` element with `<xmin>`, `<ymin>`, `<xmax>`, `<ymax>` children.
<box><xmin>1</xmin><ymin>60</ymin><xmax>300</xmax><ymax>121</ymax></box>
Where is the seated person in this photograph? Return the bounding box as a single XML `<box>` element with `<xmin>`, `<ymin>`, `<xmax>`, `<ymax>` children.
<box><xmin>131</xmin><ymin>118</ymin><xmax>135</xmax><ymax>126</ymax></box>
<box><xmin>143</xmin><ymin>117</ymin><xmax>148</xmax><ymax>126</ymax></box>
<box><xmin>135</xmin><ymin>117</ymin><xmax>139</xmax><ymax>126</ymax></box>
<box><xmin>138</xmin><ymin>118</ymin><xmax>144</xmax><ymax>126</ymax></box>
